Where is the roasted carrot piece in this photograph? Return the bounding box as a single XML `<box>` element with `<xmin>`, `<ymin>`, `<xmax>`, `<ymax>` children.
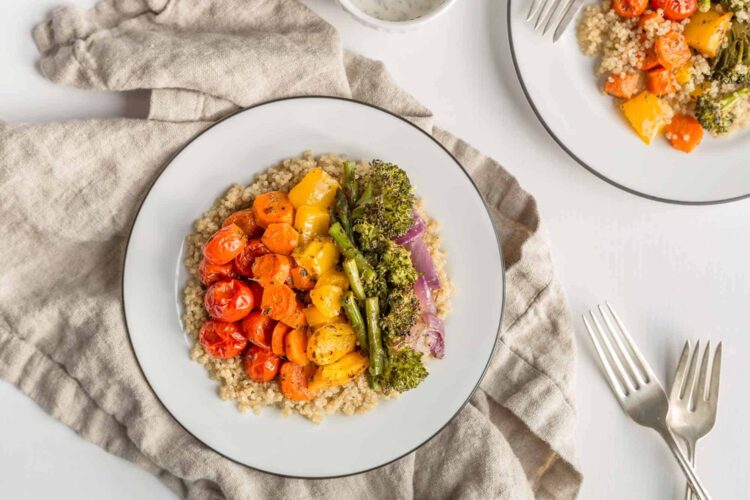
<box><xmin>279</xmin><ymin>362</ymin><xmax>316</xmax><ymax>401</ymax></box>
<box><xmin>638</xmin><ymin>48</ymin><xmax>661</xmax><ymax>71</ymax></box>
<box><xmin>646</xmin><ymin>66</ymin><xmax>677</xmax><ymax>96</ymax></box>
<box><xmin>285</xmin><ymin>328</ymin><xmax>309</xmax><ymax>366</ymax></box>
<box><xmin>261</xmin><ymin>222</ymin><xmax>300</xmax><ymax>255</ymax></box>
<box><xmin>252</xmin><ymin>192</ymin><xmax>294</xmax><ymax>228</ymax></box>
<box><xmin>290</xmin><ymin>266</ymin><xmax>315</xmax><ymax>290</ymax></box>
<box><xmin>603</xmin><ymin>73</ymin><xmax>642</xmax><ymax>99</ymax></box>
<box><xmin>664</xmin><ymin>114</ymin><xmax>704</xmax><ymax>153</ymax></box>
<box><xmin>251</xmin><ymin>253</ymin><xmax>291</xmax><ymax>287</ymax></box>
<box><xmin>223</xmin><ymin>208</ymin><xmax>262</xmax><ymax>237</ymax></box>
<box><xmin>638</xmin><ymin>10</ymin><xmax>664</xmax><ymax>30</ymax></box>
<box><xmin>271</xmin><ymin>322</ymin><xmax>289</xmax><ymax>356</ymax></box>
<box><xmin>280</xmin><ymin>304</ymin><xmax>307</xmax><ymax>329</ymax></box>
<box><xmin>261</xmin><ymin>283</ymin><xmax>297</xmax><ymax>322</ymax></box>
<box><xmin>654</xmin><ymin>32</ymin><xmax>691</xmax><ymax>70</ymax></box>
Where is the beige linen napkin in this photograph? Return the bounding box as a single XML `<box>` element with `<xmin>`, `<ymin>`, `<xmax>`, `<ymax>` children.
<box><xmin>0</xmin><ymin>0</ymin><xmax>582</xmax><ymax>498</ymax></box>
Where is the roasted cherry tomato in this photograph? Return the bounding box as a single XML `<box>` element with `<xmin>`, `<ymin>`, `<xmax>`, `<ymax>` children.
<box><xmin>243</xmin><ymin>345</ymin><xmax>281</xmax><ymax>382</ymax></box>
<box><xmin>248</xmin><ymin>281</ymin><xmax>264</xmax><ymax>310</ymax></box>
<box><xmin>204</xmin><ymin>278</ymin><xmax>254</xmax><ymax>322</ymax></box>
<box><xmin>650</xmin><ymin>0</ymin><xmax>666</xmax><ymax>9</ymax></box>
<box><xmin>197</xmin><ymin>258</ymin><xmax>235</xmax><ymax>287</ymax></box>
<box><xmin>662</xmin><ymin>0</ymin><xmax>697</xmax><ymax>21</ymax></box>
<box><xmin>223</xmin><ymin>208</ymin><xmax>262</xmax><ymax>238</ymax></box>
<box><xmin>612</xmin><ymin>0</ymin><xmax>648</xmax><ymax>17</ymax></box>
<box><xmin>234</xmin><ymin>239</ymin><xmax>270</xmax><ymax>278</ymax></box>
<box><xmin>203</xmin><ymin>223</ymin><xmax>247</xmax><ymax>265</ymax></box>
<box><xmin>199</xmin><ymin>320</ymin><xmax>247</xmax><ymax>358</ymax></box>
<box><xmin>240</xmin><ymin>311</ymin><xmax>275</xmax><ymax>350</ymax></box>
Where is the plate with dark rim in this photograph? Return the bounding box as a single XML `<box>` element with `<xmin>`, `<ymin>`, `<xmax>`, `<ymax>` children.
<box><xmin>508</xmin><ymin>0</ymin><xmax>750</xmax><ymax>205</ymax></box>
<box><xmin>122</xmin><ymin>96</ymin><xmax>504</xmax><ymax>478</ymax></box>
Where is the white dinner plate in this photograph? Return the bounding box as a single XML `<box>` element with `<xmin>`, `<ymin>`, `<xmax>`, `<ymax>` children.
<box><xmin>122</xmin><ymin>97</ymin><xmax>504</xmax><ymax>478</ymax></box>
<box><xmin>508</xmin><ymin>0</ymin><xmax>750</xmax><ymax>204</ymax></box>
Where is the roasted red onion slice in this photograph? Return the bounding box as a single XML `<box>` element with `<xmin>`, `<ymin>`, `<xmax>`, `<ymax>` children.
<box><xmin>406</xmin><ymin>237</ymin><xmax>440</xmax><ymax>289</ymax></box>
<box><xmin>412</xmin><ymin>277</ymin><xmax>445</xmax><ymax>358</ymax></box>
<box><xmin>394</xmin><ymin>213</ymin><xmax>425</xmax><ymax>245</ymax></box>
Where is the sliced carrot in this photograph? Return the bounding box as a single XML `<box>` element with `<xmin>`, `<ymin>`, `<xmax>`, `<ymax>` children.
<box><xmin>654</xmin><ymin>32</ymin><xmax>691</xmax><ymax>70</ymax></box>
<box><xmin>251</xmin><ymin>253</ymin><xmax>291</xmax><ymax>287</ymax></box>
<box><xmin>252</xmin><ymin>192</ymin><xmax>294</xmax><ymax>228</ymax></box>
<box><xmin>664</xmin><ymin>114</ymin><xmax>703</xmax><ymax>153</ymax></box>
<box><xmin>612</xmin><ymin>0</ymin><xmax>648</xmax><ymax>17</ymax></box>
<box><xmin>603</xmin><ymin>73</ymin><xmax>642</xmax><ymax>99</ymax></box>
<box><xmin>223</xmin><ymin>208</ymin><xmax>262</xmax><ymax>238</ymax></box>
<box><xmin>280</xmin><ymin>304</ymin><xmax>307</xmax><ymax>329</ymax></box>
<box><xmin>261</xmin><ymin>222</ymin><xmax>300</xmax><ymax>255</ymax></box>
<box><xmin>638</xmin><ymin>48</ymin><xmax>661</xmax><ymax>71</ymax></box>
<box><xmin>261</xmin><ymin>283</ymin><xmax>297</xmax><ymax>322</ymax></box>
<box><xmin>271</xmin><ymin>322</ymin><xmax>289</xmax><ymax>356</ymax></box>
<box><xmin>646</xmin><ymin>66</ymin><xmax>677</xmax><ymax>96</ymax></box>
<box><xmin>638</xmin><ymin>10</ymin><xmax>664</xmax><ymax>30</ymax></box>
<box><xmin>290</xmin><ymin>266</ymin><xmax>315</xmax><ymax>291</ymax></box>
<box><xmin>285</xmin><ymin>328</ymin><xmax>309</xmax><ymax>366</ymax></box>
<box><xmin>279</xmin><ymin>362</ymin><xmax>316</xmax><ymax>401</ymax></box>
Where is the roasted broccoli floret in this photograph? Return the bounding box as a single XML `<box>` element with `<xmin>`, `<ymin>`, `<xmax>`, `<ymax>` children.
<box><xmin>695</xmin><ymin>89</ymin><xmax>750</xmax><ymax>134</ymax></box>
<box><xmin>378</xmin><ymin>241</ymin><xmax>418</xmax><ymax>288</ymax></box>
<box><xmin>351</xmin><ymin>160</ymin><xmax>414</xmax><ymax>240</ymax></box>
<box><xmin>711</xmin><ymin>20</ymin><xmax>750</xmax><ymax>85</ymax></box>
<box><xmin>353</xmin><ymin>221</ymin><xmax>387</xmax><ymax>254</ymax></box>
<box><xmin>381</xmin><ymin>287</ymin><xmax>420</xmax><ymax>339</ymax></box>
<box><xmin>362</xmin><ymin>269</ymin><xmax>387</xmax><ymax>302</ymax></box>
<box><xmin>380</xmin><ymin>345</ymin><xmax>428</xmax><ymax>393</ymax></box>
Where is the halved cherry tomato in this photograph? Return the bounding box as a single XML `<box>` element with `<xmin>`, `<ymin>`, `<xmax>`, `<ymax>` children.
<box><xmin>655</xmin><ymin>31</ymin><xmax>692</xmax><ymax>70</ymax></box>
<box><xmin>279</xmin><ymin>361</ymin><xmax>317</xmax><ymax>401</ymax></box>
<box><xmin>651</xmin><ymin>0</ymin><xmax>666</xmax><ymax>9</ymax></box>
<box><xmin>203</xmin><ymin>223</ymin><xmax>247</xmax><ymax>265</ymax></box>
<box><xmin>223</xmin><ymin>208</ymin><xmax>262</xmax><ymax>238</ymax></box>
<box><xmin>240</xmin><ymin>311</ymin><xmax>275</xmax><ymax>350</ymax></box>
<box><xmin>199</xmin><ymin>320</ymin><xmax>247</xmax><ymax>358</ymax></box>
<box><xmin>204</xmin><ymin>278</ymin><xmax>254</xmax><ymax>322</ymax></box>
<box><xmin>613</xmin><ymin>0</ymin><xmax>648</xmax><ymax>18</ymax></box>
<box><xmin>271</xmin><ymin>322</ymin><xmax>289</xmax><ymax>356</ymax></box>
<box><xmin>234</xmin><ymin>239</ymin><xmax>270</xmax><ymax>278</ymax></box>
<box><xmin>197</xmin><ymin>258</ymin><xmax>235</xmax><ymax>287</ymax></box>
<box><xmin>248</xmin><ymin>281</ymin><xmax>264</xmax><ymax>310</ymax></box>
<box><xmin>662</xmin><ymin>0</ymin><xmax>696</xmax><ymax>20</ymax></box>
<box><xmin>244</xmin><ymin>345</ymin><xmax>281</xmax><ymax>382</ymax></box>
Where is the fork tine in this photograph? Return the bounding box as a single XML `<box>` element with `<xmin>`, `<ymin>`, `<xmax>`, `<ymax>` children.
<box><xmin>542</xmin><ymin>0</ymin><xmax>565</xmax><ymax>34</ymax></box>
<box><xmin>553</xmin><ymin>0</ymin><xmax>579</xmax><ymax>42</ymax></box>
<box><xmin>534</xmin><ymin>0</ymin><xmax>556</xmax><ymax>30</ymax></box>
<box><xmin>708</xmin><ymin>342</ymin><xmax>722</xmax><ymax>401</ymax></box>
<box><xmin>604</xmin><ymin>302</ymin><xmax>658</xmax><ymax>382</ymax></box>
<box><xmin>583</xmin><ymin>314</ymin><xmax>627</xmax><ymax>398</ymax></box>
<box><xmin>527</xmin><ymin>0</ymin><xmax>544</xmax><ymax>22</ymax></box>
<box><xmin>599</xmin><ymin>304</ymin><xmax>646</xmax><ymax>387</ymax></box>
<box><xmin>588</xmin><ymin>311</ymin><xmax>637</xmax><ymax>393</ymax></box>
<box><xmin>695</xmin><ymin>341</ymin><xmax>711</xmax><ymax>402</ymax></box>
<box><xmin>683</xmin><ymin>340</ymin><xmax>701</xmax><ymax>408</ymax></box>
<box><xmin>669</xmin><ymin>340</ymin><xmax>691</xmax><ymax>402</ymax></box>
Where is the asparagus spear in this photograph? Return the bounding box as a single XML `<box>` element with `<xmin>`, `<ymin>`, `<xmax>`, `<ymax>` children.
<box><xmin>335</xmin><ymin>189</ymin><xmax>353</xmax><ymax>237</ymax></box>
<box><xmin>343</xmin><ymin>161</ymin><xmax>359</xmax><ymax>203</ymax></box>
<box><xmin>328</xmin><ymin>222</ymin><xmax>375</xmax><ymax>277</ymax></box>
<box><xmin>342</xmin><ymin>258</ymin><xmax>366</xmax><ymax>301</ymax></box>
<box><xmin>365</xmin><ymin>297</ymin><xmax>385</xmax><ymax>377</ymax></box>
<box><xmin>342</xmin><ymin>291</ymin><xmax>368</xmax><ymax>350</ymax></box>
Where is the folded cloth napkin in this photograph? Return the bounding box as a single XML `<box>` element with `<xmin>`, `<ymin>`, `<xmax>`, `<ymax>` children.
<box><xmin>0</xmin><ymin>0</ymin><xmax>582</xmax><ymax>498</ymax></box>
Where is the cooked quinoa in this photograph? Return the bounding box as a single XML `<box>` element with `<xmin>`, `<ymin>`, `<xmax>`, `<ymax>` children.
<box><xmin>182</xmin><ymin>152</ymin><xmax>453</xmax><ymax>423</ymax></box>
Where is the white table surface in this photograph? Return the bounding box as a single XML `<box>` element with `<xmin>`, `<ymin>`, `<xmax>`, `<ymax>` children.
<box><xmin>1</xmin><ymin>0</ymin><xmax>748</xmax><ymax>498</ymax></box>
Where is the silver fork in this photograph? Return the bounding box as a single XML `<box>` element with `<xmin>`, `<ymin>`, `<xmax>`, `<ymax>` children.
<box><xmin>668</xmin><ymin>341</ymin><xmax>722</xmax><ymax>500</ymax></box>
<box><xmin>526</xmin><ymin>0</ymin><xmax>585</xmax><ymax>42</ymax></box>
<box><xmin>582</xmin><ymin>302</ymin><xmax>711</xmax><ymax>500</ymax></box>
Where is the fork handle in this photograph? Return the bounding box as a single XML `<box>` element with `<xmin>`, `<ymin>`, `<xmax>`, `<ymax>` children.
<box><xmin>684</xmin><ymin>439</ymin><xmax>696</xmax><ymax>500</ymax></box>
<box><xmin>658</xmin><ymin>428</ymin><xmax>710</xmax><ymax>500</ymax></box>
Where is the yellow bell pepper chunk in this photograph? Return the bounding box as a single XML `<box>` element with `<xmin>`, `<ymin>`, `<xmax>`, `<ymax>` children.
<box><xmin>315</xmin><ymin>269</ymin><xmax>350</xmax><ymax>290</ymax></box>
<box><xmin>675</xmin><ymin>62</ymin><xmax>692</xmax><ymax>86</ymax></box>
<box><xmin>288</xmin><ymin>168</ymin><xmax>340</xmax><ymax>209</ymax></box>
<box><xmin>620</xmin><ymin>91</ymin><xmax>673</xmax><ymax>144</ymax></box>
<box><xmin>303</xmin><ymin>305</ymin><xmax>341</xmax><ymax>327</ymax></box>
<box><xmin>292</xmin><ymin>237</ymin><xmax>340</xmax><ymax>277</ymax></box>
<box><xmin>310</xmin><ymin>285</ymin><xmax>344</xmax><ymax>318</ymax></box>
<box><xmin>684</xmin><ymin>10</ymin><xmax>733</xmax><ymax>58</ymax></box>
<box><xmin>294</xmin><ymin>205</ymin><xmax>330</xmax><ymax>241</ymax></box>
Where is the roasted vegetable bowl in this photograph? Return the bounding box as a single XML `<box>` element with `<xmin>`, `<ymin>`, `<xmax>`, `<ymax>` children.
<box><xmin>182</xmin><ymin>153</ymin><xmax>452</xmax><ymax>422</ymax></box>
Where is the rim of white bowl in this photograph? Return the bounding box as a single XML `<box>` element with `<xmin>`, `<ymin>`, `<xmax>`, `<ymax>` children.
<box><xmin>338</xmin><ymin>0</ymin><xmax>459</xmax><ymax>31</ymax></box>
<box><xmin>121</xmin><ymin>95</ymin><xmax>506</xmax><ymax>479</ymax></box>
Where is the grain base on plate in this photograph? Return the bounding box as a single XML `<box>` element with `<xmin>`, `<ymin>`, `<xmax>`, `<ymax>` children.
<box><xmin>182</xmin><ymin>152</ymin><xmax>452</xmax><ymax>423</ymax></box>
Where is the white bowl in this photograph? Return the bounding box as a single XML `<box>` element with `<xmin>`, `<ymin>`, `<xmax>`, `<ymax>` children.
<box><xmin>338</xmin><ymin>0</ymin><xmax>459</xmax><ymax>31</ymax></box>
<box><xmin>122</xmin><ymin>96</ymin><xmax>504</xmax><ymax>478</ymax></box>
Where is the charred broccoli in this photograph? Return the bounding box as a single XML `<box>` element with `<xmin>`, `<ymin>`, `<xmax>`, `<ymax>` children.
<box><xmin>710</xmin><ymin>20</ymin><xmax>750</xmax><ymax>85</ymax></box>
<box><xmin>380</xmin><ymin>345</ymin><xmax>428</xmax><ymax>393</ymax></box>
<box><xmin>695</xmin><ymin>89</ymin><xmax>750</xmax><ymax>134</ymax></box>
<box><xmin>381</xmin><ymin>287</ymin><xmax>420</xmax><ymax>339</ymax></box>
<box><xmin>351</xmin><ymin>160</ymin><xmax>414</xmax><ymax>240</ymax></box>
<box><xmin>378</xmin><ymin>241</ymin><xmax>418</xmax><ymax>288</ymax></box>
